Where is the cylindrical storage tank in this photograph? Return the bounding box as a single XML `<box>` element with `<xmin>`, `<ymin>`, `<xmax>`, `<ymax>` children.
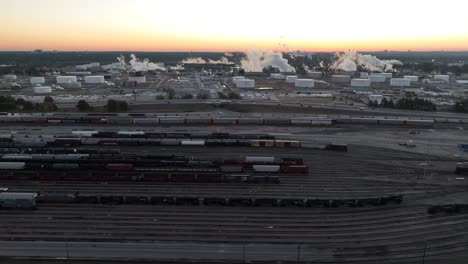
<box><xmin>181</xmin><ymin>140</ymin><xmax>205</xmax><ymax>146</ymax></box>
<box><xmin>232</xmin><ymin>76</ymin><xmax>245</xmax><ymax>84</ymax></box>
<box><xmin>331</xmin><ymin>75</ymin><xmax>351</xmax><ymax>83</ymax></box>
<box><xmin>30</xmin><ymin>77</ymin><xmax>45</xmax><ymax>84</ymax></box>
<box><xmin>295</xmin><ymin>79</ymin><xmax>315</xmax><ymax>88</ymax></box>
<box><xmin>56</xmin><ymin>76</ymin><xmax>77</xmax><ymax>84</ymax></box>
<box><xmin>34</xmin><ymin>86</ymin><xmax>52</xmax><ymax>94</ymax></box>
<box><xmin>270</xmin><ymin>73</ymin><xmax>285</xmax><ymax>80</ymax></box>
<box><xmin>369</xmin><ymin>75</ymin><xmax>386</xmax><ymax>83</ymax></box>
<box><xmin>351</xmin><ymin>79</ymin><xmax>371</xmax><ymax>87</ymax></box>
<box><xmin>286</xmin><ymin>75</ymin><xmax>297</xmax><ymax>83</ymax></box>
<box><xmin>84</xmin><ymin>75</ymin><xmax>105</xmax><ymax>84</ymax></box>
<box><xmin>245</xmin><ymin>156</ymin><xmax>275</xmax><ymax>162</ymax></box>
<box><xmin>381</xmin><ymin>73</ymin><xmax>393</xmax><ymax>79</ymax></box>
<box><xmin>404</xmin><ymin>76</ymin><xmax>419</xmax><ymax>82</ymax></box>
<box><xmin>252</xmin><ymin>165</ymin><xmax>280</xmax><ymax>172</ymax></box>
<box><xmin>434</xmin><ymin>75</ymin><xmax>449</xmax><ymax>82</ymax></box>
<box><xmin>128</xmin><ymin>76</ymin><xmax>146</xmax><ymax>83</ymax></box>
<box><xmin>390</xmin><ymin>78</ymin><xmax>411</xmax><ymax>87</ymax></box>
<box><xmin>360</xmin><ymin>72</ymin><xmax>369</xmax><ymax>78</ymax></box>
<box><xmin>306</xmin><ymin>71</ymin><xmax>322</xmax><ymax>78</ymax></box>
<box><xmin>3</xmin><ymin>75</ymin><xmax>17</xmax><ymax>80</ymax></box>
<box><xmin>236</xmin><ymin>79</ymin><xmax>255</xmax><ymax>88</ymax></box>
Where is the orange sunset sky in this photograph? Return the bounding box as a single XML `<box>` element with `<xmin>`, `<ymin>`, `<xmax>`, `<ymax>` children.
<box><xmin>2</xmin><ymin>0</ymin><xmax>468</xmax><ymax>52</ymax></box>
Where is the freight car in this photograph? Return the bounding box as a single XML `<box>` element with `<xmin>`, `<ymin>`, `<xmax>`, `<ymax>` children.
<box><xmin>428</xmin><ymin>204</ymin><xmax>468</xmax><ymax>214</ymax></box>
<box><xmin>0</xmin><ymin>192</ymin><xmax>38</xmax><ymax>209</ymax></box>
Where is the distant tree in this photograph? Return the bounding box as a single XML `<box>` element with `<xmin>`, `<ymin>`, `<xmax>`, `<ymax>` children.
<box><xmin>43</xmin><ymin>96</ymin><xmax>54</xmax><ymax>104</ymax></box>
<box><xmin>197</xmin><ymin>91</ymin><xmax>210</xmax><ymax>100</ymax></box>
<box><xmin>22</xmin><ymin>101</ymin><xmax>34</xmax><ymax>111</ymax></box>
<box><xmin>15</xmin><ymin>98</ymin><xmax>25</xmax><ymax>105</ymax></box>
<box><xmin>117</xmin><ymin>101</ymin><xmax>128</xmax><ymax>112</ymax></box>
<box><xmin>156</xmin><ymin>95</ymin><xmax>165</xmax><ymax>100</ymax></box>
<box><xmin>454</xmin><ymin>100</ymin><xmax>468</xmax><ymax>113</ymax></box>
<box><xmin>165</xmin><ymin>88</ymin><xmax>175</xmax><ymax>99</ymax></box>
<box><xmin>227</xmin><ymin>92</ymin><xmax>241</xmax><ymax>99</ymax></box>
<box><xmin>76</xmin><ymin>100</ymin><xmax>92</xmax><ymax>112</ymax></box>
<box><xmin>217</xmin><ymin>92</ymin><xmax>228</xmax><ymax>99</ymax></box>
<box><xmin>106</xmin><ymin>99</ymin><xmax>118</xmax><ymax>112</ymax></box>
<box><xmin>182</xmin><ymin>94</ymin><xmax>194</xmax><ymax>99</ymax></box>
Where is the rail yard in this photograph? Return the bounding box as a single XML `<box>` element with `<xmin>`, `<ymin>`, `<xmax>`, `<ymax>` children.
<box><xmin>0</xmin><ymin>111</ymin><xmax>465</xmax><ymax>264</ymax></box>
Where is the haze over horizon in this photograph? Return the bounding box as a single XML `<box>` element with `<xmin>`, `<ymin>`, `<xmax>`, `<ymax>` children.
<box><xmin>2</xmin><ymin>0</ymin><xmax>468</xmax><ymax>52</ymax></box>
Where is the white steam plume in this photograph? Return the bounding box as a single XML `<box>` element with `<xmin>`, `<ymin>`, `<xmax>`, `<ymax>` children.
<box><xmin>331</xmin><ymin>51</ymin><xmax>402</xmax><ymax>72</ymax></box>
<box><xmin>182</xmin><ymin>56</ymin><xmax>233</xmax><ymax>64</ymax></box>
<box><xmin>241</xmin><ymin>50</ymin><xmax>295</xmax><ymax>72</ymax></box>
<box><xmin>103</xmin><ymin>54</ymin><xmax>166</xmax><ymax>71</ymax></box>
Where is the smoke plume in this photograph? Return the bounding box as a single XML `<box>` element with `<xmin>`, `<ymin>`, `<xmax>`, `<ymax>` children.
<box><xmin>241</xmin><ymin>51</ymin><xmax>295</xmax><ymax>72</ymax></box>
<box><xmin>103</xmin><ymin>54</ymin><xmax>165</xmax><ymax>71</ymax></box>
<box><xmin>182</xmin><ymin>56</ymin><xmax>233</xmax><ymax>64</ymax></box>
<box><xmin>331</xmin><ymin>51</ymin><xmax>402</xmax><ymax>72</ymax></box>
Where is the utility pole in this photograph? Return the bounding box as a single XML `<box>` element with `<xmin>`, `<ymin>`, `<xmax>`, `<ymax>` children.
<box><xmin>422</xmin><ymin>241</ymin><xmax>427</xmax><ymax>264</ymax></box>
<box><xmin>297</xmin><ymin>245</ymin><xmax>301</xmax><ymax>264</ymax></box>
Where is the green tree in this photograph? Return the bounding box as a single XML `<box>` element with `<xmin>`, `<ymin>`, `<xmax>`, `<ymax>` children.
<box><xmin>43</xmin><ymin>96</ymin><xmax>54</xmax><ymax>104</ymax></box>
<box><xmin>22</xmin><ymin>101</ymin><xmax>34</xmax><ymax>111</ymax></box>
<box><xmin>227</xmin><ymin>92</ymin><xmax>241</xmax><ymax>99</ymax></box>
<box><xmin>156</xmin><ymin>95</ymin><xmax>165</xmax><ymax>100</ymax></box>
<box><xmin>106</xmin><ymin>99</ymin><xmax>118</xmax><ymax>112</ymax></box>
<box><xmin>182</xmin><ymin>94</ymin><xmax>194</xmax><ymax>99</ymax></box>
<box><xmin>197</xmin><ymin>91</ymin><xmax>210</xmax><ymax>99</ymax></box>
<box><xmin>165</xmin><ymin>88</ymin><xmax>175</xmax><ymax>99</ymax></box>
<box><xmin>76</xmin><ymin>100</ymin><xmax>92</xmax><ymax>112</ymax></box>
<box><xmin>118</xmin><ymin>101</ymin><xmax>128</xmax><ymax>112</ymax></box>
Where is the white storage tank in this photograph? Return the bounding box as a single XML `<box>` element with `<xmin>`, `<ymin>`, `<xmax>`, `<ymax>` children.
<box><xmin>295</xmin><ymin>79</ymin><xmax>315</xmax><ymax>88</ymax></box>
<box><xmin>369</xmin><ymin>75</ymin><xmax>386</xmax><ymax>83</ymax></box>
<box><xmin>270</xmin><ymin>73</ymin><xmax>285</xmax><ymax>80</ymax></box>
<box><xmin>331</xmin><ymin>75</ymin><xmax>351</xmax><ymax>83</ymax></box>
<box><xmin>286</xmin><ymin>75</ymin><xmax>298</xmax><ymax>83</ymax></box>
<box><xmin>232</xmin><ymin>76</ymin><xmax>245</xmax><ymax>83</ymax></box>
<box><xmin>128</xmin><ymin>76</ymin><xmax>146</xmax><ymax>83</ymax></box>
<box><xmin>3</xmin><ymin>74</ymin><xmax>17</xmax><ymax>80</ymax></box>
<box><xmin>381</xmin><ymin>72</ymin><xmax>393</xmax><ymax>79</ymax></box>
<box><xmin>245</xmin><ymin>156</ymin><xmax>275</xmax><ymax>162</ymax></box>
<box><xmin>30</xmin><ymin>77</ymin><xmax>45</xmax><ymax>84</ymax></box>
<box><xmin>33</xmin><ymin>86</ymin><xmax>52</xmax><ymax>94</ymax></box>
<box><xmin>404</xmin><ymin>76</ymin><xmax>419</xmax><ymax>82</ymax></box>
<box><xmin>351</xmin><ymin>78</ymin><xmax>371</xmax><ymax>87</ymax></box>
<box><xmin>56</xmin><ymin>76</ymin><xmax>77</xmax><ymax>84</ymax></box>
<box><xmin>360</xmin><ymin>72</ymin><xmax>369</xmax><ymax>78</ymax></box>
<box><xmin>390</xmin><ymin>78</ymin><xmax>411</xmax><ymax>87</ymax></box>
<box><xmin>0</xmin><ymin>162</ymin><xmax>26</xmax><ymax>170</ymax></box>
<box><xmin>434</xmin><ymin>75</ymin><xmax>449</xmax><ymax>82</ymax></box>
<box><xmin>84</xmin><ymin>75</ymin><xmax>105</xmax><ymax>84</ymax></box>
<box><xmin>236</xmin><ymin>79</ymin><xmax>255</xmax><ymax>88</ymax></box>
<box><xmin>306</xmin><ymin>71</ymin><xmax>322</xmax><ymax>78</ymax></box>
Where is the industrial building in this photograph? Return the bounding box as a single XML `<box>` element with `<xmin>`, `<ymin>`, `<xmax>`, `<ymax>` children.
<box><xmin>3</xmin><ymin>74</ymin><xmax>17</xmax><ymax>80</ymax></box>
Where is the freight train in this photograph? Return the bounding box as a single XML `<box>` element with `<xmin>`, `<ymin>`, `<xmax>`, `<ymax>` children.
<box><xmin>0</xmin><ymin>189</ymin><xmax>403</xmax><ymax>209</ymax></box>
<box><xmin>0</xmin><ymin>113</ymin><xmax>435</xmax><ymax>127</ymax></box>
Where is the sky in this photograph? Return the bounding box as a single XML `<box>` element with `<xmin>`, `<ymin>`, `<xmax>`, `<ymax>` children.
<box><xmin>1</xmin><ymin>0</ymin><xmax>468</xmax><ymax>52</ymax></box>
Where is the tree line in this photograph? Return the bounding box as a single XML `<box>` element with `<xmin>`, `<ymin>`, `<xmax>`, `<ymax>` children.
<box><xmin>368</xmin><ymin>98</ymin><xmax>436</xmax><ymax>112</ymax></box>
<box><xmin>0</xmin><ymin>96</ymin><xmax>57</xmax><ymax>112</ymax></box>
